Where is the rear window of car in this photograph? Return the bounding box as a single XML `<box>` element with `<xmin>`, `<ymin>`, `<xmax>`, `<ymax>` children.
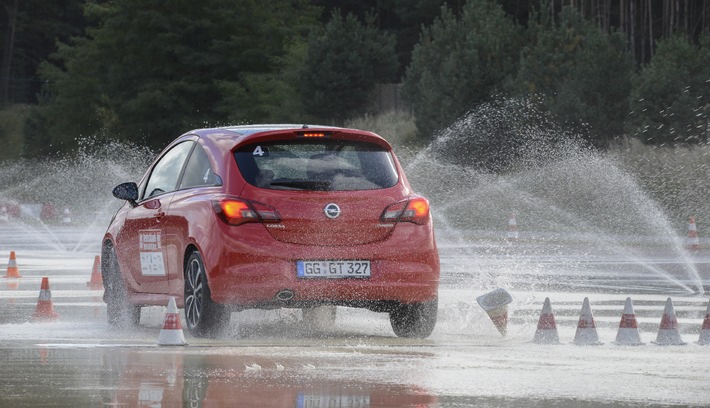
<box><xmin>234</xmin><ymin>139</ymin><xmax>399</xmax><ymax>191</ymax></box>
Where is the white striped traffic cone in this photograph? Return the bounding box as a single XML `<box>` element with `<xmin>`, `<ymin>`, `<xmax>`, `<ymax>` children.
<box><xmin>614</xmin><ymin>297</ymin><xmax>644</xmax><ymax>346</ymax></box>
<box><xmin>476</xmin><ymin>288</ymin><xmax>513</xmax><ymax>336</ymax></box>
<box><xmin>506</xmin><ymin>213</ymin><xmax>519</xmax><ymax>241</ymax></box>
<box><xmin>62</xmin><ymin>208</ymin><xmax>72</xmax><ymax>224</ymax></box>
<box><xmin>4</xmin><ymin>251</ymin><xmax>20</xmax><ymax>278</ymax></box>
<box><xmin>573</xmin><ymin>297</ymin><xmax>603</xmax><ymax>345</ymax></box>
<box><xmin>697</xmin><ymin>299</ymin><xmax>710</xmax><ymax>345</ymax></box>
<box><xmin>533</xmin><ymin>297</ymin><xmax>559</xmax><ymax>344</ymax></box>
<box><xmin>687</xmin><ymin>216</ymin><xmax>700</xmax><ymax>250</ymax></box>
<box><xmin>652</xmin><ymin>297</ymin><xmax>686</xmax><ymax>345</ymax></box>
<box><xmin>32</xmin><ymin>277</ymin><xmax>59</xmax><ymax>321</ymax></box>
<box><xmin>157</xmin><ymin>297</ymin><xmax>187</xmax><ymax>346</ymax></box>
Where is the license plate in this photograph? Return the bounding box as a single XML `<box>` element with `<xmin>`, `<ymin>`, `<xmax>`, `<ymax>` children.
<box><xmin>297</xmin><ymin>394</ymin><xmax>369</xmax><ymax>408</ymax></box>
<box><xmin>296</xmin><ymin>260</ymin><xmax>371</xmax><ymax>278</ymax></box>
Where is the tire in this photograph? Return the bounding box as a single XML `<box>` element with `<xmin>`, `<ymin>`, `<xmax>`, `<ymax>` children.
<box><xmin>184</xmin><ymin>250</ymin><xmax>230</xmax><ymax>337</ymax></box>
<box><xmin>102</xmin><ymin>244</ymin><xmax>140</xmax><ymax>327</ymax></box>
<box><xmin>389</xmin><ymin>298</ymin><xmax>438</xmax><ymax>338</ymax></box>
<box><xmin>302</xmin><ymin>305</ymin><xmax>337</xmax><ymax>332</ymax></box>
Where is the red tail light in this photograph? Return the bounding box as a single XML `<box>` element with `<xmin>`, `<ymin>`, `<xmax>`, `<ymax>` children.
<box><xmin>214</xmin><ymin>198</ymin><xmax>281</xmax><ymax>226</ymax></box>
<box><xmin>381</xmin><ymin>197</ymin><xmax>430</xmax><ymax>225</ymax></box>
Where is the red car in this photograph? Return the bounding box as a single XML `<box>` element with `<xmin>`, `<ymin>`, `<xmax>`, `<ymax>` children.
<box><xmin>103</xmin><ymin>125</ymin><xmax>440</xmax><ymax>338</ymax></box>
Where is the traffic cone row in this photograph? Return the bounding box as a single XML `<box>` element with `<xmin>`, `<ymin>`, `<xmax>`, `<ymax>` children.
<box><xmin>503</xmin><ymin>214</ymin><xmax>702</xmax><ymax>249</ymax></box>
<box><xmin>4</xmin><ymin>251</ymin><xmax>102</xmax><ymax>285</ymax></box>
<box><xmin>533</xmin><ymin>297</ymin><xmax>710</xmax><ymax>346</ymax></box>
<box><xmin>5</xmin><ymin>253</ymin><xmax>189</xmax><ymax>345</ymax></box>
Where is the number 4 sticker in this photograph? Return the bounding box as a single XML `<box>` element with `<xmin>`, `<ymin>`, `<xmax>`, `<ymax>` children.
<box><xmin>253</xmin><ymin>146</ymin><xmax>265</xmax><ymax>156</ymax></box>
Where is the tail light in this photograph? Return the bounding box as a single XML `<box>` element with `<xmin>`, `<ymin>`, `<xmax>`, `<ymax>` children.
<box><xmin>213</xmin><ymin>197</ymin><xmax>281</xmax><ymax>226</ymax></box>
<box><xmin>381</xmin><ymin>197</ymin><xmax>430</xmax><ymax>225</ymax></box>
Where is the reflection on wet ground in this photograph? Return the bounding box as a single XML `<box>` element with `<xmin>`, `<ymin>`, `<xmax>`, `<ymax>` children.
<box><xmin>0</xmin><ymin>345</ymin><xmax>695</xmax><ymax>408</ymax></box>
<box><xmin>1</xmin><ymin>347</ymin><xmax>438</xmax><ymax>407</ymax></box>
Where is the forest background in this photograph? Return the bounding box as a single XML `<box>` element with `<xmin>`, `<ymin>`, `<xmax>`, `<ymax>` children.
<box><xmin>1</xmin><ymin>0</ymin><xmax>709</xmax><ymax>166</ymax></box>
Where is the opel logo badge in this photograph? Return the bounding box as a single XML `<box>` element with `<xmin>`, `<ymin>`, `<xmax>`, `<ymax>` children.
<box><xmin>324</xmin><ymin>203</ymin><xmax>341</xmax><ymax>219</ymax></box>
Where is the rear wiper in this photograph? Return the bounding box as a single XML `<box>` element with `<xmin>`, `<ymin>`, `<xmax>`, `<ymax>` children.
<box><xmin>270</xmin><ymin>180</ymin><xmax>331</xmax><ymax>191</ymax></box>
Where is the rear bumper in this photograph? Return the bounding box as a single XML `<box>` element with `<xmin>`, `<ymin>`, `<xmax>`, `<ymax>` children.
<box><xmin>202</xmin><ymin>221</ymin><xmax>440</xmax><ymax>309</ymax></box>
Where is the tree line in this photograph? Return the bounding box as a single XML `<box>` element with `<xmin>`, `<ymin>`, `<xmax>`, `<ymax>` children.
<box><xmin>1</xmin><ymin>0</ymin><xmax>709</xmax><ymax>160</ymax></box>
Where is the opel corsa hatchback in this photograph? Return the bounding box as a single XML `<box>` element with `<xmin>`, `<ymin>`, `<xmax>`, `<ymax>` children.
<box><xmin>103</xmin><ymin>125</ymin><xmax>440</xmax><ymax>338</ymax></box>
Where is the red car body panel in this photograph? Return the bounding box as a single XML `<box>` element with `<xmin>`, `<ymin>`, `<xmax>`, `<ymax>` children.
<box><xmin>104</xmin><ymin>125</ymin><xmax>439</xmax><ymax>311</ymax></box>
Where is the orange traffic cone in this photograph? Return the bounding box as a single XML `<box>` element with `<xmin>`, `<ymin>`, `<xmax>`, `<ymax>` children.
<box><xmin>687</xmin><ymin>216</ymin><xmax>700</xmax><ymax>251</ymax></box>
<box><xmin>533</xmin><ymin>297</ymin><xmax>560</xmax><ymax>344</ymax></box>
<box><xmin>614</xmin><ymin>297</ymin><xmax>644</xmax><ymax>346</ymax></box>
<box><xmin>697</xmin><ymin>299</ymin><xmax>710</xmax><ymax>345</ymax></box>
<box><xmin>4</xmin><ymin>251</ymin><xmax>21</xmax><ymax>278</ymax></box>
<box><xmin>506</xmin><ymin>213</ymin><xmax>519</xmax><ymax>241</ymax></box>
<box><xmin>157</xmin><ymin>297</ymin><xmax>187</xmax><ymax>346</ymax></box>
<box><xmin>652</xmin><ymin>297</ymin><xmax>686</xmax><ymax>345</ymax></box>
<box><xmin>86</xmin><ymin>255</ymin><xmax>103</xmax><ymax>290</ymax></box>
<box><xmin>573</xmin><ymin>297</ymin><xmax>603</xmax><ymax>345</ymax></box>
<box><xmin>32</xmin><ymin>277</ymin><xmax>60</xmax><ymax>321</ymax></box>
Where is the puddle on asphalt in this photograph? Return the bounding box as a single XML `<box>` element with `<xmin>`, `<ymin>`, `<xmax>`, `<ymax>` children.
<box><xmin>0</xmin><ymin>345</ymin><xmax>693</xmax><ymax>408</ymax></box>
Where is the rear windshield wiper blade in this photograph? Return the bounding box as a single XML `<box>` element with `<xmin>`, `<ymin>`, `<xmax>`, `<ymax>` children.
<box><xmin>270</xmin><ymin>180</ymin><xmax>331</xmax><ymax>191</ymax></box>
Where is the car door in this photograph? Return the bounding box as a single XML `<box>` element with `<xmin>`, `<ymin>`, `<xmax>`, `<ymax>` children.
<box><xmin>162</xmin><ymin>143</ymin><xmax>222</xmax><ymax>296</ymax></box>
<box><xmin>115</xmin><ymin>141</ymin><xmax>195</xmax><ymax>294</ymax></box>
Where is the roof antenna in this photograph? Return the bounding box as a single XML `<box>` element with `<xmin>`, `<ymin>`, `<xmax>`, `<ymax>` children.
<box><xmin>302</xmin><ymin>124</ymin><xmax>309</xmax><ymax>129</ymax></box>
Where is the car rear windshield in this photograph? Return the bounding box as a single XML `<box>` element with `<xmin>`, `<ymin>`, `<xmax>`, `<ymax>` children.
<box><xmin>234</xmin><ymin>139</ymin><xmax>399</xmax><ymax>191</ymax></box>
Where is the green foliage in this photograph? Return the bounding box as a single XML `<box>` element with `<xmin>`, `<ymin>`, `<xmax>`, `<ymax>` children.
<box><xmin>402</xmin><ymin>0</ymin><xmax>523</xmax><ymax>140</ymax></box>
<box><xmin>509</xmin><ymin>5</ymin><xmax>634</xmax><ymax>147</ymax></box>
<box><xmin>345</xmin><ymin>110</ymin><xmax>418</xmax><ymax>149</ymax></box>
<box><xmin>0</xmin><ymin>104</ymin><xmax>32</xmax><ymax>158</ymax></box>
<box><xmin>0</xmin><ymin>0</ymin><xmax>85</xmax><ymax>106</ymax></box>
<box><xmin>38</xmin><ymin>0</ymin><xmax>320</xmax><ymax>152</ymax></box>
<box><xmin>627</xmin><ymin>34</ymin><xmax>710</xmax><ymax>145</ymax></box>
<box><xmin>10</xmin><ymin>0</ymin><xmax>710</xmax><ymax>158</ymax></box>
<box><xmin>299</xmin><ymin>11</ymin><xmax>398</xmax><ymax>122</ymax></box>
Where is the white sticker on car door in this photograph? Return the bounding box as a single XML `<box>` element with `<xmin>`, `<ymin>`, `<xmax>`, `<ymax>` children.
<box><xmin>139</xmin><ymin>229</ymin><xmax>166</xmax><ymax>276</ymax></box>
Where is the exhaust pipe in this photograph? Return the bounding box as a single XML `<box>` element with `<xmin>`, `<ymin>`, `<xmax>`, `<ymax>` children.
<box><xmin>275</xmin><ymin>289</ymin><xmax>294</xmax><ymax>301</ymax></box>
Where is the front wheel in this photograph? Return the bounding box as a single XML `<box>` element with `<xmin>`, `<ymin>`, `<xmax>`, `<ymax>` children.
<box><xmin>184</xmin><ymin>251</ymin><xmax>230</xmax><ymax>337</ymax></box>
<box><xmin>102</xmin><ymin>244</ymin><xmax>140</xmax><ymax>327</ymax></box>
<box><xmin>389</xmin><ymin>298</ymin><xmax>438</xmax><ymax>338</ymax></box>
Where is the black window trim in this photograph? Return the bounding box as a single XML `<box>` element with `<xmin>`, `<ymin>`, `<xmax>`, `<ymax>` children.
<box><xmin>138</xmin><ymin>141</ymin><xmax>197</xmax><ymax>202</ymax></box>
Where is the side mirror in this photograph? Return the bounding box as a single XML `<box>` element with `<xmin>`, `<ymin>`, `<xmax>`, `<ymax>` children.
<box><xmin>112</xmin><ymin>182</ymin><xmax>139</xmax><ymax>207</ymax></box>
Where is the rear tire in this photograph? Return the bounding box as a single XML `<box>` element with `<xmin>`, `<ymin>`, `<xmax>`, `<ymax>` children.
<box><xmin>184</xmin><ymin>251</ymin><xmax>230</xmax><ymax>337</ymax></box>
<box><xmin>102</xmin><ymin>244</ymin><xmax>140</xmax><ymax>327</ymax></box>
<box><xmin>389</xmin><ymin>298</ymin><xmax>438</xmax><ymax>338</ymax></box>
